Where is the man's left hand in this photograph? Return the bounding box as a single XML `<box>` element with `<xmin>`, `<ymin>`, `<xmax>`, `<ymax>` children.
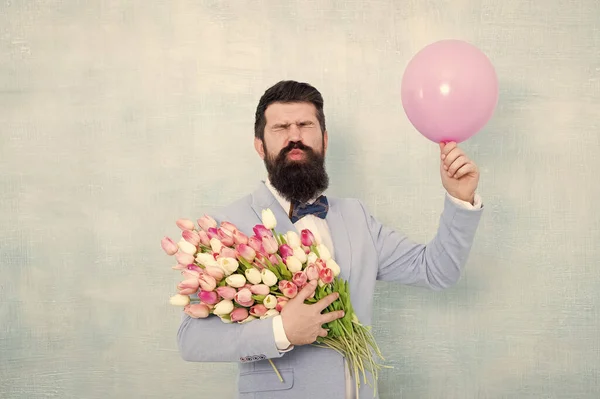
<box><xmin>439</xmin><ymin>142</ymin><xmax>479</xmax><ymax>204</ymax></box>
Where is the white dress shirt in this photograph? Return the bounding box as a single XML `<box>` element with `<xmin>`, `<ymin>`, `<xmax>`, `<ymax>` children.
<box><xmin>265</xmin><ymin>178</ymin><xmax>482</xmax><ymax>398</ymax></box>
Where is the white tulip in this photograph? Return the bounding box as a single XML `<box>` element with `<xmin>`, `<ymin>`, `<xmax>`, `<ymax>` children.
<box><xmin>317</xmin><ymin>244</ymin><xmax>331</xmax><ymax>261</ymax></box>
<box><xmin>261</xmin><ymin>208</ymin><xmax>277</xmax><ymax>229</ymax></box>
<box><xmin>307</xmin><ymin>252</ymin><xmax>318</xmax><ymax>264</ymax></box>
<box><xmin>285</xmin><ymin>256</ymin><xmax>303</xmax><ymax>273</ymax></box>
<box><xmin>169</xmin><ymin>294</ymin><xmax>190</xmax><ymax>307</ymax></box>
<box><xmin>195</xmin><ymin>252</ymin><xmax>218</xmax><ymax>268</ymax></box>
<box><xmin>261</xmin><ymin>269</ymin><xmax>278</xmax><ymax>286</ymax></box>
<box><xmin>326</xmin><ymin>258</ymin><xmax>341</xmax><ymax>277</ymax></box>
<box><xmin>260</xmin><ymin>309</ymin><xmax>280</xmax><ymax>319</ymax></box>
<box><xmin>210</xmin><ymin>238</ymin><xmax>223</xmax><ymax>253</ymax></box>
<box><xmin>178</xmin><ymin>240</ymin><xmax>197</xmax><ymax>255</ymax></box>
<box><xmin>263</xmin><ymin>294</ymin><xmax>277</xmax><ymax>309</ymax></box>
<box><xmin>245</xmin><ymin>268</ymin><xmax>262</xmax><ymax>285</ymax></box>
<box><xmin>217</xmin><ymin>257</ymin><xmax>239</xmax><ymax>276</ymax></box>
<box><xmin>225</xmin><ymin>274</ymin><xmax>246</xmax><ymax>288</ymax></box>
<box><xmin>239</xmin><ymin>315</ymin><xmax>257</xmax><ymax>324</ymax></box>
<box><xmin>213</xmin><ymin>299</ymin><xmax>234</xmax><ymax>316</ymax></box>
<box><xmin>285</xmin><ymin>231</ymin><xmax>301</xmax><ymax>248</ymax></box>
<box><xmin>292</xmin><ymin>247</ymin><xmax>307</xmax><ymax>263</ymax></box>
<box><xmin>219</xmin><ymin>317</ymin><xmax>233</xmax><ymax>324</ymax></box>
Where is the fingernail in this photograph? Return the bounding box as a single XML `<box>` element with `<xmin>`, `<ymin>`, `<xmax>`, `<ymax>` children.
<box><xmin>441</xmin><ymin>154</ymin><xmax>446</xmax><ymax>160</ymax></box>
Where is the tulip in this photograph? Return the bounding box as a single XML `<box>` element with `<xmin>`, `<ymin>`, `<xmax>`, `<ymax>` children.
<box><xmin>181</xmin><ymin>269</ymin><xmax>199</xmax><ymax>280</ymax></box>
<box><xmin>198</xmin><ymin>230</ymin><xmax>210</xmax><ymax>246</ymax></box>
<box><xmin>260</xmin><ymin>309</ymin><xmax>280</xmax><ymax>319</ymax></box>
<box><xmin>210</xmin><ymin>238</ymin><xmax>223</xmax><ymax>254</ymax></box>
<box><xmin>269</xmin><ymin>255</ymin><xmax>280</xmax><ymax>267</ymax></box>
<box><xmin>220</xmin><ymin>316</ymin><xmax>233</xmax><ymax>324</ymax></box>
<box><xmin>317</xmin><ymin>244</ymin><xmax>331</xmax><ymax>261</ymax></box>
<box><xmin>315</xmin><ymin>258</ymin><xmax>327</xmax><ymax>271</ymax></box>
<box><xmin>207</xmin><ymin>227</ymin><xmax>219</xmax><ymax>240</ymax></box>
<box><xmin>276</xmin><ymin>297</ymin><xmax>289</xmax><ymax>312</ymax></box>
<box><xmin>199</xmin><ymin>274</ymin><xmax>217</xmax><ymax>291</ymax></box>
<box><xmin>263</xmin><ymin>294</ymin><xmax>277</xmax><ymax>309</ymax></box>
<box><xmin>184</xmin><ymin>264</ymin><xmax>202</xmax><ymax>275</ymax></box>
<box><xmin>262</xmin><ymin>236</ymin><xmax>278</xmax><ymax>254</ymax></box>
<box><xmin>250</xmin><ymin>284</ymin><xmax>270</xmax><ymax>295</ymax></box>
<box><xmin>230</xmin><ymin>307</ymin><xmax>249</xmax><ymax>322</ymax></box>
<box><xmin>171</xmin><ymin>263</ymin><xmax>187</xmax><ymax>270</ymax></box>
<box><xmin>305</xmin><ymin>264</ymin><xmax>320</xmax><ymax>281</ymax></box>
<box><xmin>233</xmin><ymin>229</ymin><xmax>249</xmax><ymax>245</ymax></box>
<box><xmin>234</xmin><ymin>288</ymin><xmax>254</xmax><ymax>307</ymax></box>
<box><xmin>183</xmin><ymin>303</ymin><xmax>210</xmax><ymax>318</ymax></box>
<box><xmin>213</xmin><ymin>299</ymin><xmax>234</xmax><ymax>316</ymax></box>
<box><xmin>220</xmin><ymin>221</ymin><xmax>238</xmax><ymax>235</ymax></box>
<box><xmin>260</xmin><ymin>208</ymin><xmax>276</xmax><ymax>229</ymax></box>
<box><xmin>285</xmin><ymin>256</ymin><xmax>302</xmax><ymax>273</ymax></box>
<box><xmin>225</xmin><ymin>274</ymin><xmax>246</xmax><ymax>288</ymax></box>
<box><xmin>285</xmin><ymin>231</ymin><xmax>301</xmax><ymax>248</ymax></box>
<box><xmin>307</xmin><ymin>252</ymin><xmax>318</xmax><ymax>264</ymax></box>
<box><xmin>278</xmin><ymin>244</ymin><xmax>294</xmax><ymax>259</ymax></box>
<box><xmin>216</xmin><ymin>286</ymin><xmax>237</xmax><ymax>300</ymax></box>
<box><xmin>182</xmin><ymin>230</ymin><xmax>201</xmax><ymax>246</ymax></box>
<box><xmin>217</xmin><ymin>257</ymin><xmax>239</xmax><ymax>276</ymax></box>
<box><xmin>319</xmin><ymin>267</ymin><xmax>334</xmax><ymax>284</ymax></box>
<box><xmin>253</xmin><ymin>224</ymin><xmax>272</xmax><ymax>239</ymax></box>
<box><xmin>217</xmin><ymin>229</ymin><xmax>235</xmax><ymax>247</ymax></box>
<box><xmin>260</xmin><ymin>269</ymin><xmax>278</xmax><ymax>287</ymax></box>
<box><xmin>219</xmin><ymin>247</ymin><xmax>238</xmax><ymax>260</ymax></box>
<box><xmin>237</xmin><ymin>244</ymin><xmax>256</xmax><ymax>262</ymax></box>
<box><xmin>175</xmin><ymin>251</ymin><xmax>195</xmax><ymax>266</ymax></box>
<box><xmin>250</xmin><ymin>304</ymin><xmax>268</xmax><ymax>317</ymax></box>
<box><xmin>326</xmin><ymin>258</ymin><xmax>341</xmax><ymax>277</ymax></box>
<box><xmin>177</xmin><ymin>278</ymin><xmax>200</xmax><ymax>295</ymax></box>
<box><xmin>248</xmin><ymin>236</ymin><xmax>264</xmax><ymax>253</ymax></box>
<box><xmin>178</xmin><ymin>239</ymin><xmax>197</xmax><ymax>255</ymax></box>
<box><xmin>245</xmin><ymin>268</ymin><xmax>262</xmax><ymax>285</ymax></box>
<box><xmin>293</xmin><ymin>247</ymin><xmax>307</xmax><ymax>263</ymax></box>
<box><xmin>176</xmin><ymin>218</ymin><xmax>195</xmax><ymax>231</ymax></box>
<box><xmin>199</xmin><ymin>290</ymin><xmax>219</xmax><ymax>305</ymax></box>
<box><xmin>300</xmin><ymin>229</ymin><xmax>315</xmax><ymax>247</ymax></box>
<box><xmin>204</xmin><ymin>266</ymin><xmax>224</xmax><ymax>281</ymax></box>
<box><xmin>169</xmin><ymin>294</ymin><xmax>191</xmax><ymax>307</ymax></box>
<box><xmin>292</xmin><ymin>271</ymin><xmax>308</xmax><ymax>287</ymax></box>
<box><xmin>197</xmin><ymin>215</ymin><xmax>217</xmax><ymax>231</ymax></box>
<box><xmin>279</xmin><ymin>280</ymin><xmax>298</xmax><ymax>299</ymax></box>
<box><xmin>161</xmin><ymin>237</ymin><xmax>179</xmax><ymax>255</ymax></box>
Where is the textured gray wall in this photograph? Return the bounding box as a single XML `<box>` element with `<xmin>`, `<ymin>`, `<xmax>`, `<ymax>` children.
<box><xmin>1</xmin><ymin>1</ymin><xmax>599</xmax><ymax>398</ymax></box>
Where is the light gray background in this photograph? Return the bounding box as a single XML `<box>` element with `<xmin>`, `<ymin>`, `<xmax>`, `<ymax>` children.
<box><xmin>1</xmin><ymin>1</ymin><xmax>599</xmax><ymax>398</ymax></box>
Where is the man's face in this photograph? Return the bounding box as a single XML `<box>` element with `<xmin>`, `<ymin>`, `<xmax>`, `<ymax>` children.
<box><xmin>254</xmin><ymin>102</ymin><xmax>329</xmax><ymax>203</ymax></box>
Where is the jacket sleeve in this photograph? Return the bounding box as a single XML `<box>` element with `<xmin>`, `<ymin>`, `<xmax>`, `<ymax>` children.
<box><xmin>365</xmin><ymin>194</ymin><xmax>483</xmax><ymax>289</ymax></box>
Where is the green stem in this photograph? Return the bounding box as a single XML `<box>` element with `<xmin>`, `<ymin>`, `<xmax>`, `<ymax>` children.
<box><xmin>268</xmin><ymin>359</ymin><xmax>284</xmax><ymax>382</ymax></box>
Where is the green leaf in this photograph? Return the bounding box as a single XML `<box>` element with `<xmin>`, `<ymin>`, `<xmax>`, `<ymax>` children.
<box><xmin>252</xmin><ymin>295</ymin><xmax>266</xmax><ymax>302</ymax></box>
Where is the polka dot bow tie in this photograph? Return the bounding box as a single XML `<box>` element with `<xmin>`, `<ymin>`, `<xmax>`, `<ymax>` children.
<box><xmin>290</xmin><ymin>195</ymin><xmax>329</xmax><ymax>223</ymax></box>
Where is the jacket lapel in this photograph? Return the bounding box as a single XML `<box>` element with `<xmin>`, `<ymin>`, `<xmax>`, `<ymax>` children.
<box><xmin>325</xmin><ymin>198</ymin><xmax>353</xmax><ymax>281</ymax></box>
<box><xmin>250</xmin><ymin>182</ymin><xmax>298</xmax><ymax>235</ymax></box>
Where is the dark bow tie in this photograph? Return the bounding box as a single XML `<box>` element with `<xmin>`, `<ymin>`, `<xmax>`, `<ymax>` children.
<box><xmin>290</xmin><ymin>195</ymin><xmax>329</xmax><ymax>223</ymax></box>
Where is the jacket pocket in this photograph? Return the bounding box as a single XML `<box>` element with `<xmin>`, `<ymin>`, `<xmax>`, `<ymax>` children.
<box><xmin>238</xmin><ymin>369</ymin><xmax>294</xmax><ymax>393</ymax></box>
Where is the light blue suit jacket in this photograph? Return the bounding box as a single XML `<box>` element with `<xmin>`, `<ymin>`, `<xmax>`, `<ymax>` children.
<box><xmin>177</xmin><ymin>181</ymin><xmax>483</xmax><ymax>398</ymax></box>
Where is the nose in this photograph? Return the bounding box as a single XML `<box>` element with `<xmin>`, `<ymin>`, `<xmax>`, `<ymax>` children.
<box><xmin>287</xmin><ymin>123</ymin><xmax>302</xmax><ymax>142</ymax></box>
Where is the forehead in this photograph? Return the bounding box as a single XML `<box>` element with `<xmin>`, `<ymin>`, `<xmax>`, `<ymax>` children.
<box><xmin>264</xmin><ymin>102</ymin><xmax>318</xmax><ymax>125</ymax></box>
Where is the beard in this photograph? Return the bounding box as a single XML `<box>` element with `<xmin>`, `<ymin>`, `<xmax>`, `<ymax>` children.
<box><xmin>264</xmin><ymin>141</ymin><xmax>329</xmax><ymax>203</ymax></box>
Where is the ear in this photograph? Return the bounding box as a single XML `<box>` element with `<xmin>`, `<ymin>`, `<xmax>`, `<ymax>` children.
<box><xmin>323</xmin><ymin>130</ymin><xmax>328</xmax><ymax>154</ymax></box>
<box><xmin>254</xmin><ymin>137</ymin><xmax>266</xmax><ymax>160</ymax></box>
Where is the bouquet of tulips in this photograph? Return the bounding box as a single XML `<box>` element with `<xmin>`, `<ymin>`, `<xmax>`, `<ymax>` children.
<box><xmin>162</xmin><ymin>208</ymin><xmax>386</xmax><ymax>396</ymax></box>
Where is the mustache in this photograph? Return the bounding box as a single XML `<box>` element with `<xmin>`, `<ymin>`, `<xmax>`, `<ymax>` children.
<box><xmin>279</xmin><ymin>141</ymin><xmax>314</xmax><ymax>157</ymax></box>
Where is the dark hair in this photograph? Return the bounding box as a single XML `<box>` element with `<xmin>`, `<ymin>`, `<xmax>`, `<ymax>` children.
<box><xmin>254</xmin><ymin>80</ymin><xmax>326</xmax><ymax>140</ymax></box>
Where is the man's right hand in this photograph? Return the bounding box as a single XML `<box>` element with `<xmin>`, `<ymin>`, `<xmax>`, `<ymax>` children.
<box><xmin>280</xmin><ymin>280</ymin><xmax>345</xmax><ymax>346</ymax></box>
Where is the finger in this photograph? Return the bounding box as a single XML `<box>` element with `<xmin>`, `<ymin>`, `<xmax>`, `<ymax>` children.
<box><xmin>447</xmin><ymin>155</ymin><xmax>468</xmax><ymax>176</ymax></box>
<box><xmin>440</xmin><ymin>141</ymin><xmax>457</xmax><ymax>159</ymax></box>
<box><xmin>295</xmin><ymin>280</ymin><xmax>318</xmax><ymax>302</ymax></box>
<box><xmin>454</xmin><ymin>163</ymin><xmax>477</xmax><ymax>179</ymax></box>
<box><xmin>320</xmin><ymin>310</ymin><xmax>345</xmax><ymax>324</ymax></box>
<box><xmin>314</xmin><ymin>292</ymin><xmax>339</xmax><ymax>312</ymax></box>
<box><xmin>317</xmin><ymin>328</ymin><xmax>328</xmax><ymax>338</ymax></box>
<box><xmin>442</xmin><ymin>147</ymin><xmax>464</xmax><ymax>169</ymax></box>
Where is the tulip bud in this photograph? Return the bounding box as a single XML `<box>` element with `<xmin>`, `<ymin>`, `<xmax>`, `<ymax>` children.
<box><xmin>276</xmin><ymin>297</ymin><xmax>289</xmax><ymax>312</ymax></box>
<box><xmin>169</xmin><ymin>294</ymin><xmax>191</xmax><ymax>307</ymax></box>
<box><xmin>278</xmin><ymin>280</ymin><xmax>298</xmax><ymax>299</ymax></box>
<box><xmin>219</xmin><ymin>247</ymin><xmax>238</xmax><ymax>260</ymax></box>
<box><xmin>182</xmin><ymin>230</ymin><xmax>201</xmax><ymax>246</ymax></box>
<box><xmin>262</xmin><ymin>236</ymin><xmax>278</xmax><ymax>254</ymax></box>
<box><xmin>250</xmin><ymin>304</ymin><xmax>268</xmax><ymax>317</ymax></box>
<box><xmin>225</xmin><ymin>274</ymin><xmax>246</xmax><ymax>288</ymax></box>
<box><xmin>261</xmin><ymin>209</ymin><xmax>277</xmax><ymax>229</ymax></box>
<box><xmin>206</xmin><ymin>227</ymin><xmax>219</xmax><ymax>240</ymax></box>
<box><xmin>210</xmin><ymin>238</ymin><xmax>223</xmax><ymax>254</ymax></box>
<box><xmin>326</xmin><ymin>258</ymin><xmax>341</xmax><ymax>277</ymax></box>
<box><xmin>231</xmin><ymin>307</ymin><xmax>249</xmax><ymax>322</ymax></box>
<box><xmin>197</xmin><ymin>215</ymin><xmax>218</xmax><ymax>231</ymax></box>
<box><xmin>204</xmin><ymin>266</ymin><xmax>224</xmax><ymax>281</ymax></box>
<box><xmin>183</xmin><ymin>303</ymin><xmax>210</xmax><ymax>318</ymax></box>
<box><xmin>217</xmin><ymin>228</ymin><xmax>235</xmax><ymax>247</ymax></box>
<box><xmin>300</xmin><ymin>229</ymin><xmax>315</xmax><ymax>247</ymax></box>
<box><xmin>239</xmin><ymin>315</ymin><xmax>256</xmax><ymax>324</ymax></box>
<box><xmin>198</xmin><ymin>230</ymin><xmax>210</xmax><ymax>246</ymax></box>
<box><xmin>177</xmin><ymin>278</ymin><xmax>200</xmax><ymax>295</ymax></box>
<box><xmin>178</xmin><ymin>239</ymin><xmax>197</xmax><ymax>255</ymax></box>
<box><xmin>245</xmin><ymin>268</ymin><xmax>262</xmax><ymax>285</ymax></box>
<box><xmin>175</xmin><ymin>251</ymin><xmax>195</xmax><ymax>266</ymax></box>
<box><xmin>217</xmin><ymin>257</ymin><xmax>239</xmax><ymax>276</ymax></box>
<box><xmin>305</xmin><ymin>264</ymin><xmax>320</xmax><ymax>281</ymax></box>
<box><xmin>260</xmin><ymin>309</ymin><xmax>280</xmax><ymax>319</ymax></box>
<box><xmin>317</xmin><ymin>244</ymin><xmax>331</xmax><ymax>261</ymax></box>
<box><xmin>285</xmin><ymin>231</ymin><xmax>301</xmax><ymax>248</ymax></box>
<box><xmin>253</xmin><ymin>224</ymin><xmax>272</xmax><ymax>239</ymax></box>
<box><xmin>237</xmin><ymin>244</ymin><xmax>256</xmax><ymax>262</ymax></box>
<box><xmin>176</xmin><ymin>218</ymin><xmax>195</xmax><ymax>231</ymax></box>
<box><xmin>307</xmin><ymin>252</ymin><xmax>318</xmax><ymax>264</ymax></box>
<box><xmin>233</xmin><ymin>230</ymin><xmax>249</xmax><ymax>245</ymax></box>
<box><xmin>199</xmin><ymin>290</ymin><xmax>219</xmax><ymax>305</ymax></box>
<box><xmin>278</xmin><ymin>244</ymin><xmax>294</xmax><ymax>259</ymax></box>
<box><xmin>234</xmin><ymin>288</ymin><xmax>254</xmax><ymax>307</ymax></box>
<box><xmin>250</xmin><ymin>284</ymin><xmax>270</xmax><ymax>295</ymax></box>
<box><xmin>260</xmin><ymin>269</ymin><xmax>278</xmax><ymax>287</ymax></box>
<box><xmin>220</xmin><ymin>221</ymin><xmax>238</xmax><ymax>235</ymax></box>
<box><xmin>161</xmin><ymin>237</ymin><xmax>179</xmax><ymax>256</ymax></box>
<box><xmin>248</xmin><ymin>236</ymin><xmax>264</xmax><ymax>252</ymax></box>
<box><xmin>213</xmin><ymin>299</ymin><xmax>234</xmax><ymax>316</ymax></box>
<box><xmin>195</xmin><ymin>252</ymin><xmax>218</xmax><ymax>268</ymax></box>
<box><xmin>199</xmin><ymin>274</ymin><xmax>217</xmax><ymax>291</ymax></box>
<box><xmin>292</xmin><ymin>247</ymin><xmax>307</xmax><ymax>263</ymax></box>
<box><xmin>319</xmin><ymin>267</ymin><xmax>334</xmax><ymax>284</ymax></box>
<box><xmin>216</xmin><ymin>286</ymin><xmax>237</xmax><ymax>300</ymax></box>
<box><xmin>292</xmin><ymin>271</ymin><xmax>308</xmax><ymax>287</ymax></box>
<box><xmin>285</xmin><ymin>256</ymin><xmax>303</xmax><ymax>273</ymax></box>
<box><xmin>263</xmin><ymin>294</ymin><xmax>277</xmax><ymax>309</ymax></box>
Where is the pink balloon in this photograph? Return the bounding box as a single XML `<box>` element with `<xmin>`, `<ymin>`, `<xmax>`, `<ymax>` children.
<box><xmin>401</xmin><ymin>39</ymin><xmax>499</xmax><ymax>143</ymax></box>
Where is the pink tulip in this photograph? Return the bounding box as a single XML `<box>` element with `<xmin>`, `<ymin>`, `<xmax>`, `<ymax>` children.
<box><xmin>171</xmin><ymin>263</ymin><xmax>187</xmax><ymax>270</ymax></box>
<box><xmin>176</xmin><ymin>218</ymin><xmax>195</xmax><ymax>231</ymax></box>
<box><xmin>230</xmin><ymin>307</ymin><xmax>249</xmax><ymax>322</ymax></box>
<box><xmin>301</xmin><ymin>229</ymin><xmax>315</xmax><ymax>246</ymax></box>
<box><xmin>220</xmin><ymin>247</ymin><xmax>238</xmax><ymax>259</ymax></box>
<box><xmin>233</xmin><ymin>230</ymin><xmax>249</xmax><ymax>245</ymax></box>
<box><xmin>220</xmin><ymin>221</ymin><xmax>238</xmax><ymax>235</ymax></box>
<box><xmin>279</xmin><ymin>280</ymin><xmax>298</xmax><ymax>299</ymax></box>
<box><xmin>279</xmin><ymin>244</ymin><xmax>294</xmax><ymax>259</ymax></box>
<box><xmin>262</xmin><ymin>236</ymin><xmax>278</xmax><ymax>254</ymax></box>
<box><xmin>199</xmin><ymin>290</ymin><xmax>219</xmax><ymax>305</ymax></box>
<box><xmin>276</xmin><ymin>297</ymin><xmax>289</xmax><ymax>312</ymax></box>
<box><xmin>182</xmin><ymin>230</ymin><xmax>201</xmax><ymax>246</ymax></box>
<box><xmin>199</xmin><ymin>274</ymin><xmax>217</xmax><ymax>291</ymax></box>
<box><xmin>186</xmin><ymin>264</ymin><xmax>202</xmax><ymax>273</ymax></box>
<box><xmin>207</xmin><ymin>227</ymin><xmax>219</xmax><ymax>240</ymax></box>
<box><xmin>184</xmin><ymin>303</ymin><xmax>210</xmax><ymax>318</ymax></box>
<box><xmin>175</xmin><ymin>251</ymin><xmax>195</xmax><ymax>266</ymax></box>
<box><xmin>237</xmin><ymin>244</ymin><xmax>256</xmax><ymax>262</ymax></box>
<box><xmin>319</xmin><ymin>268</ymin><xmax>334</xmax><ymax>284</ymax></box>
<box><xmin>161</xmin><ymin>237</ymin><xmax>178</xmax><ymax>255</ymax></box>
<box><xmin>198</xmin><ymin>230</ymin><xmax>210</xmax><ymax>246</ymax></box>
<box><xmin>204</xmin><ymin>266</ymin><xmax>224</xmax><ymax>282</ymax></box>
<box><xmin>292</xmin><ymin>271</ymin><xmax>308</xmax><ymax>287</ymax></box>
<box><xmin>315</xmin><ymin>259</ymin><xmax>327</xmax><ymax>271</ymax></box>
<box><xmin>217</xmin><ymin>228</ymin><xmax>235</xmax><ymax>247</ymax></box>
<box><xmin>216</xmin><ymin>286</ymin><xmax>237</xmax><ymax>300</ymax></box>
<box><xmin>197</xmin><ymin>215</ymin><xmax>217</xmax><ymax>232</ymax></box>
<box><xmin>305</xmin><ymin>264</ymin><xmax>320</xmax><ymax>281</ymax></box>
<box><xmin>253</xmin><ymin>253</ymin><xmax>268</xmax><ymax>269</ymax></box>
<box><xmin>253</xmin><ymin>224</ymin><xmax>272</xmax><ymax>238</ymax></box>
<box><xmin>177</xmin><ymin>278</ymin><xmax>200</xmax><ymax>295</ymax></box>
<box><xmin>248</xmin><ymin>236</ymin><xmax>264</xmax><ymax>253</ymax></box>
<box><xmin>250</xmin><ymin>304</ymin><xmax>268</xmax><ymax>317</ymax></box>
<box><xmin>250</xmin><ymin>284</ymin><xmax>270</xmax><ymax>295</ymax></box>
<box><xmin>234</xmin><ymin>288</ymin><xmax>254</xmax><ymax>307</ymax></box>
<box><xmin>181</xmin><ymin>270</ymin><xmax>199</xmax><ymax>280</ymax></box>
